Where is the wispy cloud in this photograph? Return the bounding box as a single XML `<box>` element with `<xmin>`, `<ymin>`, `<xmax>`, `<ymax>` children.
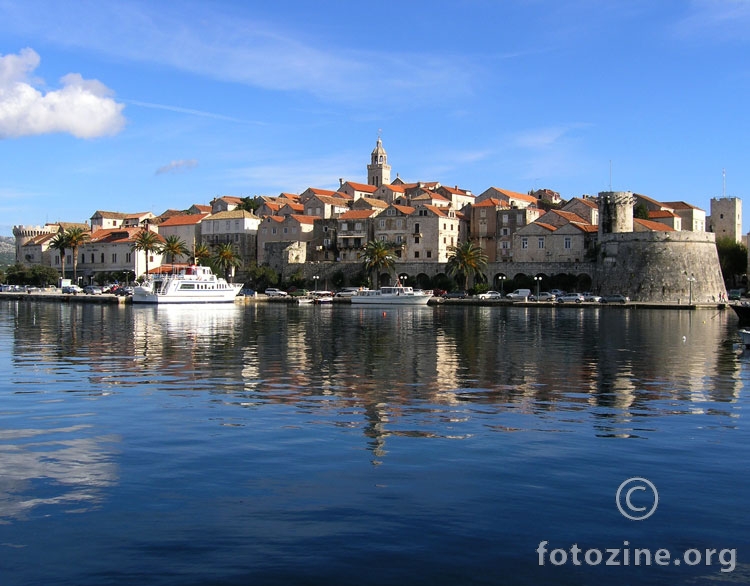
<box><xmin>155</xmin><ymin>159</ymin><xmax>198</xmax><ymax>175</ymax></box>
<box><xmin>512</xmin><ymin>124</ymin><xmax>590</xmax><ymax>150</ymax></box>
<box><xmin>0</xmin><ymin>2</ymin><xmax>476</xmax><ymax>106</ymax></box>
<box><xmin>0</xmin><ymin>48</ymin><xmax>126</xmax><ymax>139</ymax></box>
<box><xmin>672</xmin><ymin>0</ymin><xmax>750</xmax><ymax>41</ymax></box>
<box><xmin>127</xmin><ymin>100</ymin><xmax>263</xmax><ymax>125</ymax></box>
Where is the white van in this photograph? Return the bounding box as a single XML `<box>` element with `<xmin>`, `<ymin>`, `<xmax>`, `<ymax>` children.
<box><xmin>506</xmin><ymin>288</ymin><xmax>531</xmax><ymax>300</ymax></box>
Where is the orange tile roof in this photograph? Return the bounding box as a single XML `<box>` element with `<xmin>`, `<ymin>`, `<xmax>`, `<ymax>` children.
<box><xmin>308</xmin><ymin>187</ymin><xmax>337</xmax><ymax>197</ymax></box>
<box><xmin>491</xmin><ymin>188</ymin><xmax>538</xmax><ymax>204</ymax></box>
<box><xmin>158</xmin><ymin>213</ymin><xmax>209</xmax><ymax>227</ymax></box>
<box><xmin>344</xmin><ymin>181</ymin><xmax>378</xmax><ymax>193</ymax></box>
<box><xmin>566</xmin><ymin>197</ymin><xmax>598</xmax><ymax>209</ymax></box>
<box><xmin>392</xmin><ymin>205</ymin><xmax>415</xmax><ymax>215</ymax></box>
<box><xmin>281</xmin><ymin>202</ymin><xmax>305</xmax><ymax>211</ymax></box>
<box><xmin>649</xmin><ymin>210</ymin><xmax>678</xmax><ymax>219</ymax></box>
<box><xmin>314</xmin><ymin>195</ymin><xmax>351</xmax><ymax>206</ymax></box>
<box><xmin>534</xmin><ymin>222</ymin><xmax>557</xmax><ymax>232</ymax></box>
<box><xmin>634</xmin><ymin>218</ymin><xmax>676</xmax><ymax>231</ymax></box>
<box><xmin>474</xmin><ymin>197</ymin><xmax>507</xmax><ymax>208</ymax></box>
<box><xmin>382</xmin><ymin>184</ymin><xmax>406</xmax><ymax>193</ymax></box>
<box><xmin>289</xmin><ymin>214</ymin><xmax>316</xmax><ymax>225</ymax></box>
<box><xmin>662</xmin><ymin>201</ymin><xmax>701</xmax><ymax>210</ymax></box>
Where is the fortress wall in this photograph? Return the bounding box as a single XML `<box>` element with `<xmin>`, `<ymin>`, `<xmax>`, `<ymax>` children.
<box><xmin>594</xmin><ymin>232</ymin><xmax>725</xmax><ymax>303</ymax></box>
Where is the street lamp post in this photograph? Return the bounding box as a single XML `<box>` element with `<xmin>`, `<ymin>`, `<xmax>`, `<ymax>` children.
<box><xmin>688</xmin><ymin>274</ymin><xmax>696</xmax><ymax>305</ymax></box>
<box><xmin>499</xmin><ymin>275</ymin><xmax>506</xmax><ymax>295</ymax></box>
<box><xmin>534</xmin><ymin>276</ymin><xmax>542</xmax><ymax>300</ymax></box>
<box><xmin>313</xmin><ymin>275</ymin><xmax>319</xmax><ymax>291</ymax></box>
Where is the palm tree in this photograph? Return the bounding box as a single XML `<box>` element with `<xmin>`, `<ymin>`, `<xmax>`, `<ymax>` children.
<box><xmin>212</xmin><ymin>242</ymin><xmax>241</xmax><ymax>282</ymax></box>
<box><xmin>49</xmin><ymin>231</ymin><xmax>70</xmax><ymax>280</ymax></box>
<box><xmin>160</xmin><ymin>235</ymin><xmax>190</xmax><ymax>271</ymax></box>
<box><xmin>131</xmin><ymin>229</ymin><xmax>162</xmax><ymax>279</ymax></box>
<box><xmin>65</xmin><ymin>227</ymin><xmax>90</xmax><ymax>285</ymax></box>
<box><xmin>446</xmin><ymin>241</ymin><xmax>488</xmax><ymax>291</ymax></box>
<box><xmin>361</xmin><ymin>239</ymin><xmax>397</xmax><ymax>288</ymax></box>
<box><xmin>193</xmin><ymin>243</ymin><xmax>211</xmax><ymax>266</ymax></box>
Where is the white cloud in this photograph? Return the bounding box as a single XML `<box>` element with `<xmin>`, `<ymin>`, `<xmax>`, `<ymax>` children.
<box><xmin>0</xmin><ymin>48</ymin><xmax>126</xmax><ymax>139</ymax></box>
<box><xmin>155</xmin><ymin>159</ymin><xmax>198</xmax><ymax>175</ymax></box>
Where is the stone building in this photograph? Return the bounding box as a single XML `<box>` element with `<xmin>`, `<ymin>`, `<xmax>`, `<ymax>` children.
<box><xmin>201</xmin><ymin>209</ymin><xmax>261</xmax><ymax>267</ymax></box>
<box><xmin>157</xmin><ymin>213</ymin><xmax>209</xmax><ymax>262</ymax></box>
<box><xmin>708</xmin><ymin>197</ymin><xmax>742</xmax><ymax>243</ymax></box>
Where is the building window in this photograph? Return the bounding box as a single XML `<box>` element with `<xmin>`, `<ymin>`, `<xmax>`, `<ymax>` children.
<box><xmin>517</xmin><ymin>213</ymin><xmax>524</xmax><ymax>224</ymax></box>
<box><xmin>414</xmin><ymin>236</ymin><xmax>420</xmax><ymax>244</ymax></box>
<box><xmin>101</xmin><ymin>253</ymin><xmax>105</xmax><ymax>263</ymax></box>
<box><xmin>414</xmin><ymin>251</ymin><xmax>420</xmax><ymax>258</ymax></box>
<box><xmin>501</xmin><ymin>228</ymin><xmax>509</xmax><ymax>236</ymax></box>
<box><xmin>126</xmin><ymin>252</ymin><xmax>132</xmax><ymax>263</ymax></box>
<box><xmin>480</xmin><ymin>209</ymin><xmax>487</xmax><ymax>218</ymax></box>
<box><xmin>341</xmin><ymin>223</ymin><xmax>348</xmax><ymax>231</ymax></box>
<box><xmin>521</xmin><ymin>238</ymin><xmax>528</xmax><ymax>249</ymax></box>
<box><xmin>564</xmin><ymin>237</ymin><xmax>572</xmax><ymax>249</ymax></box>
<box><xmin>112</xmin><ymin>254</ymin><xmax>117</xmax><ymax>263</ymax></box>
<box><xmin>426</xmin><ymin>250</ymin><xmax>432</xmax><ymax>258</ymax></box>
<box><xmin>538</xmin><ymin>237</ymin><xmax>545</xmax><ymax>249</ymax></box>
<box><xmin>283</xmin><ymin>227</ymin><xmax>288</xmax><ymax>234</ymax></box>
<box><xmin>502</xmin><ymin>241</ymin><xmax>509</xmax><ymax>249</ymax></box>
<box><xmin>225</xmin><ymin>221</ymin><xmax>230</xmax><ymax>230</ymax></box>
<box><xmin>355</xmin><ymin>223</ymin><xmax>362</xmax><ymax>231</ymax></box>
<box><xmin>91</xmin><ymin>253</ymin><xmax>95</xmax><ymax>263</ymax></box>
<box><xmin>397</xmin><ymin>219</ymin><xmax>403</xmax><ymax>228</ymax></box>
<box><xmin>396</xmin><ymin>235</ymin><xmax>403</xmax><ymax>244</ymax></box>
<box><xmin>272</xmin><ymin>228</ymin><xmax>277</xmax><ymax>235</ymax></box>
<box><xmin>503</xmin><ymin>214</ymin><xmax>509</xmax><ymax>224</ymax></box>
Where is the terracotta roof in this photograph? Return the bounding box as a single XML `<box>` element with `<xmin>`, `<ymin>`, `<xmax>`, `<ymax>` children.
<box><xmin>440</xmin><ymin>185</ymin><xmax>472</xmax><ymax>195</ymax></box>
<box><xmin>344</xmin><ymin>181</ymin><xmax>378</xmax><ymax>193</ymax></box>
<box><xmin>312</xmin><ymin>195</ymin><xmax>351</xmax><ymax>206</ymax></box>
<box><xmin>279</xmin><ymin>192</ymin><xmax>299</xmax><ymax>200</ymax></box>
<box><xmin>381</xmin><ymin>184</ymin><xmax>406</xmax><ymax>193</ymax></box>
<box><xmin>357</xmin><ymin>197</ymin><xmax>388</xmax><ymax>208</ymax></box>
<box><xmin>648</xmin><ymin>210</ymin><xmax>678</xmax><ymax>219</ymax></box>
<box><xmin>474</xmin><ymin>197</ymin><xmax>507</xmax><ymax>208</ymax></box>
<box><xmin>191</xmin><ymin>204</ymin><xmax>211</xmax><ymax>213</ymax></box>
<box><xmin>216</xmin><ymin>196</ymin><xmax>243</xmax><ymax>204</ymax></box>
<box><xmin>534</xmin><ymin>222</ymin><xmax>557</xmax><ymax>232</ymax></box>
<box><xmin>392</xmin><ymin>205</ymin><xmax>415</xmax><ymax>215</ymax></box>
<box><xmin>89</xmin><ymin>227</ymin><xmax>163</xmax><ymax>244</ymax></box>
<box><xmin>264</xmin><ymin>216</ymin><xmax>285</xmax><ymax>224</ymax></box>
<box><xmin>566</xmin><ymin>197</ymin><xmax>598</xmax><ymax>209</ymax></box>
<box><xmin>280</xmin><ymin>202</ymin><xmax>305</xmax><ymax>211</ymax></box>
<box><xmin>289</xmin><ymin>214</ymin><xmax>316</xmax><ymax>225</ymax></box>
<box><xmin>23</xmin><ymin>233</ymin><xmax>56</xmax><ymax>246</ymax></box>
<box><xmin>333</xmin><ymin>191</ymin><xmax>353</xmax><ymax>200</ymax></box>
<box><xmin>423</xmin><ymin>204</ymin><xmax>452</xmax><ymax>217</ymax></box>
<box><xmin>662</xmin><ymin>201</ymin><xmax>701</xmax><ymax>211</ymax></box>
<box><xmin>634</xmin><ymin>218</ymin><xmax>676</xmax><ymax>231</ymax></box>
<box><xmin>491</xmin><ymin>188</ymin><xmax>538</xmax><ymax>204</ymax></box>
<box><xmin>339</xmin><ymin>209</ymin><xmax>379</xmax><ymax>220</ymax></box>
<box><xmin>307</xmin><ymin>187</ymin><xmax>337</xmax><ymax>197</ymax></box>
<box><xmin>569</xmin><ymin>223</ymin><xmax>598</xmax><ymax>233</ymax></box>
<box><xmin>158</xmin><ymin>213</ymin><xmax>209</xmax><ymax>227</ymax></box>
<box><xmin>92</xmin><ymin>210</ymin><xmax>129</xmax><ymax>219</ymax></box>
<box><xmin>549</xmin><ymin>210</ymin><xmax>589</xmax><ymax>224</ymax></box>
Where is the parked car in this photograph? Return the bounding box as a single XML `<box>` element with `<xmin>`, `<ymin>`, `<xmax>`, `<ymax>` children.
<box><xmin>239</xmin><ymin>288</ymin><xmax>256</xmax><ymax>298</ymax></box>
<box><xmin>530</xmin><ymin>291</ymin><xmax>556</xmax><ymax>302</ymax></box>
<box><xmin>550</xmin><ymin>289</ymin><xmax>566</xmax><ymax>297</ymax></box>
<box><xmin>557</xmin><ymin>293</ymin><xmax>584</xmax><ymax>303</ymax></box>
<box><xmin>506</xmin><ymin>289</ymin><xmax>532</xmax><ymax>300</ymax></box>
<box><xmin>600</xmin><ymin>294</ymin><xmax>630</xmax><ymax>304</ymax></box>
<box><xmin>477</xmin><ymin>290</ymin><xmax>503</xmax><ymax>300</ymax></box>
<box><xmin>443</xmin><ymin>290</ymin><xmax>468</xmax><ymax>299</ymax></box>
<box><xmin>582</xmin><ymin>292</ymin><xmax>602</xmax><ymax>302</ymax></box>
<box><xmin>62</xmin><ymin>285</ymin><xmax>83</xmax><ymax>294</ymax></box>
<box><xmin>728</xmin><ymin>289</ymin><xmax>744</xmax><ymax>301</ymax></box>
<box><xmin>83</xmin><ymin>286</ymin><xmax>103</xmax><ymax>295</ymax></box>
<box><xmin>264</xmin><ymin>288</ymin><xmax>288</xmax><ymax>297</ymax></box>
<box><xmin>112</xmin><ymin>286</ymin><xmax>134</xmax><ymax>296</ymax></box>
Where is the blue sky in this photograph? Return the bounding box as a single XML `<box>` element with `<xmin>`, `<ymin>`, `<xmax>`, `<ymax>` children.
<box><xmin>1</xmin><ymin>0</ymin><xmax>749</xmax><ymax>236</ymax></box>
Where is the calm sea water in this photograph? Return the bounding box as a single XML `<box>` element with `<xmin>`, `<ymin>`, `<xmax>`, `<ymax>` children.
<box><xmin>0</xmin><ymin>300</ymin><xmax>747</xmax><ymax>585</ymax></box>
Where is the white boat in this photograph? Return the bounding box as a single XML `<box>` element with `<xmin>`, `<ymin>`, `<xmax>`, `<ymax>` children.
<box><xmin>739</xmin><ymin>329</ymin><xmax>750</xmax><ymax>349</ymax></box>
<box><xmin>132</xmin><ymin>265</ymin><xmax>242</xmax><ymax>304</ymax></box>
<box><xmin>351</xmin><ymin>285</ymin><xmax>432</xmax><ymax>305</ymax></box>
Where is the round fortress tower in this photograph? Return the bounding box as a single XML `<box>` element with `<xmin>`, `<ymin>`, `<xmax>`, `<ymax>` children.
<box><xmin>598</xmin><ymin>191</ymin><xmax>636</xmax><ymax>234</ymax></box>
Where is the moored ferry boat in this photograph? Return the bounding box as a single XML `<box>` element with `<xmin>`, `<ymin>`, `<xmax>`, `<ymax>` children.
<box><xmin>350</xmin><ymin>284</ymin><xmax>431</xmax><ymax>305</ymax></box>
<box><xmin>132</xmin><ymin>265</ymin><xmax>242</xmax><ymax>304</ymax></box>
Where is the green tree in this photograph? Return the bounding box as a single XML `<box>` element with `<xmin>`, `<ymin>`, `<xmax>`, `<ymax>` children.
<box><xmin>160</xmin><ymin>235</ymin><xmax>190</xmax><ymax>270</ymax></box>
<box><xmin>131</xmin><ymin>229</ymin><xmax>162</xmax><ymax>279</ymax></box>
<box><xmin>49</xmin><ymin>231</ymin><xmax>70</xmax><ymax>280</ymax></box>
<box><xmin>446</xmin><ymin>241</ymin><xmax>488</xmax><ymax>290</ymax></box>
<box><xmin>633</xmin><ymin>203</ymin><xmax>650</xmax><ymax>220</ymax></box>
<box><xmin>64</xmin><ymin>227</ymin><xmax>90</xmax><ymax>284</ymax></box>
<box><xmin>361</xmin><ymin>240</ymin><xmax>396</xmax><ymax>288</ymax></box>
<box><xmin>237</xmin><ymin>196</ymin><xmax>260</xmax><ymax>213</ymax></box>
<box><xmin>30</xmin><ymin>265</ymin><xmax>60</xmax><ymax>286</ymax></box>
<box><xmin>716</xmin><ymin>236</ymin><xmax>748</xmax><ymax>285</ymax></box>
<box><xmin>212</xmin><ymin>242</ymin><xmax>242</xmax><ymax>282</ymax></box>
<box><xmin>193</xmin><ymin>243</ymin><xmax>211</xmax><ymax>265</ymax></box>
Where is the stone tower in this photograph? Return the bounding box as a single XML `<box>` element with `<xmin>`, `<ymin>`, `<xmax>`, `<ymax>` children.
<box><xmin>708</xmin><ymin>197</ymin><xmax>742</xmax><ymax>243</ymax></box>
<box><xmin>367</xmin><ymin>137</ymin><xmax>391</xmax><ymax>188</ymax></box>
<box><xmin>597</xmin><ymin>191</ymin><xmax>636</xmax><ymax>234</ymax></box>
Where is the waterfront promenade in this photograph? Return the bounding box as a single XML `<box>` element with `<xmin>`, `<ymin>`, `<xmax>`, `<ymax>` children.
<box><xmin>0</xmin><ymin>289</ymin><xmax>732</xmax><ymax>313</ymax></box>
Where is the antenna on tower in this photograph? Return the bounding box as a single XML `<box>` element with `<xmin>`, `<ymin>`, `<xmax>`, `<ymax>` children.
<box><xmin>722</xmin><ymin>168</ymin><xmax>726</xmax><ymax>198</ymax></box>
<box><xmin>609</xmin><ymin>160</ymin><xmax>612</xmax><ymax>191</ymax></box>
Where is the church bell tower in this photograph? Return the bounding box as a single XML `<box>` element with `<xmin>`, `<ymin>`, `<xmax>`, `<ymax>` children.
<box><xmin>367</xmin><ymin>136</ymin><xmax>391</xmax><ymax>188</ymax></box>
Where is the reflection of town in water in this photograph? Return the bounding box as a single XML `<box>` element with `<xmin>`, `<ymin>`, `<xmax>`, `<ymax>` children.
<box><xmin>3</xmin><ymin>300</ymin><xmax>743</xmax><ymax>480</ymax></box>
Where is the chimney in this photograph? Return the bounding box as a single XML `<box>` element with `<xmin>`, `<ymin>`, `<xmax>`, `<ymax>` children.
<box><xmin>339</xmin><ymin>178</ymin><xmax>344</xmax><ymax>187</ymax></box>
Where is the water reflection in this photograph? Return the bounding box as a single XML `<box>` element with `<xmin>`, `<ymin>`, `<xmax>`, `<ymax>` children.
<box><xmin>2</xmin><ymin>301</ymin><xmax>745</xmax><ymax>454</ymax></box>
